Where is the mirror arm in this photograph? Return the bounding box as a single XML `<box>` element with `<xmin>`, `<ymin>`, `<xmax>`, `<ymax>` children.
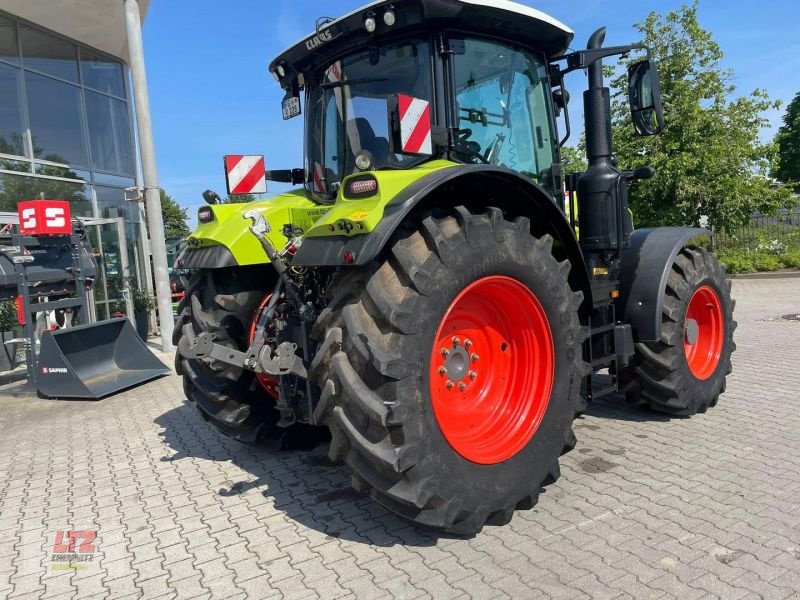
<box><xmin>557</xmin><ymin>43</ymin><xmax>648</xmax><ymax>76</ymax></box>
<box><xmin>559</xmin><ymin>99</ymin><xmax>571</xmax><ymax>148</ymax></box>
<box><xmin>265</xmin><ymin>169</ymin><xmax>305</xmax><ymax>185</ymax></box>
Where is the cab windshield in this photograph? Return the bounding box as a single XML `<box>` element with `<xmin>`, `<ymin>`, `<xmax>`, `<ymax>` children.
<box><xmin>305</xmin><ymin>39</ymin><xmax>432</xmax><ymax>200</ymax></box>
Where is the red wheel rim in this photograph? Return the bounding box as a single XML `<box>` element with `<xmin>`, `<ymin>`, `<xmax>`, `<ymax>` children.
<box><xmin>683</xmin><ymin>285</ymin><xmax>724</xmax><ymax>380</ymax></box>
<box><xmin>429</xmin><ymin>276</ymin><xmax>554</xmax><ymax>465</ymax></box>
<box><xmin>249</xmin><ymin>295</ymin><xmax>280</xmax><ymax>399</ymax></box>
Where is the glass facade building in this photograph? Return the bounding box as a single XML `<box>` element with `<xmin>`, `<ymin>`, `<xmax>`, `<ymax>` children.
<box><xmin>0</xmin><ymin>10</ymin><xmax>145</xmax><ymax>320</ymax></box>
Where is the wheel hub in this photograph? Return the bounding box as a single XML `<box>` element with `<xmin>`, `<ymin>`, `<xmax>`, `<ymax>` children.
<box><xmin>442</xmin><ymin>342</ymin><xmax>472</xmax><ymax>383</ymax></box>
<box><xmin>684</xmin><ymin>318</ymin><xmax>699</xmax><ymax>345</ymax></box>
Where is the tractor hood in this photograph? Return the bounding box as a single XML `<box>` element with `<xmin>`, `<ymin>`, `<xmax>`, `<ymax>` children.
<box><xmin>268</xmin><ymin>0</ymin><xmax>573</xmax><ymax>91</ymax></box>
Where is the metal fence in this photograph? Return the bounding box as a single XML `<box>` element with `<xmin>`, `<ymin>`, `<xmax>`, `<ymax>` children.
<box><xmin>713</xmin><ymin>208</ymin><xmax>800</xmax><ymax>252</ymax></box>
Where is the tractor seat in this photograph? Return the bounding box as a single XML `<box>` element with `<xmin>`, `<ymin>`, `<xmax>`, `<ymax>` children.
<box><xmin>350</xmin><ymin>118</ymin><xmax>392</xmax><ymax>166</ymax></box>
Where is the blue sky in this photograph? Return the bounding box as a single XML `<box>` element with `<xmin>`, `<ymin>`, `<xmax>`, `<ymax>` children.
<box><xmin>142</xmin><ymin>0</ymin><xmax>800</xmax><ymax>217</ymax></box>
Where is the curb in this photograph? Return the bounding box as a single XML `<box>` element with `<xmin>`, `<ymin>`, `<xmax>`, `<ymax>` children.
<box><xmin>731</xmin><ymin>270</ymin><xmax>800</xmax><ymax>280</ymax></box>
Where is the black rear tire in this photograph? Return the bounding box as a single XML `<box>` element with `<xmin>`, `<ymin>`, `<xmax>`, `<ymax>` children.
<box><xmin>174</xmin><ymin>266</ymin><xmax>280</xmax><ymax>442</ymax></box>
<box><xmin>310</xmin><ymin>207</ymin><xmax>589</xmax><ymax>534</ymax></box>
<box><xmin>620</xmin><ymin>247</ymin><xmax>736</xmax><ymax>415</ymax></box>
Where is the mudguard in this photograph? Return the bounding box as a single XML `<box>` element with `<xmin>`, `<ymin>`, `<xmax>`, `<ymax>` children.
<box><xmin>292</xmin><ymin>164</ymin><xmax>592</xmax><ymax>309</ymax></box>
<box><xmin>617</xmin><ymin>227</ymin><xmax>711</xmax><ymax>343</ymax></box>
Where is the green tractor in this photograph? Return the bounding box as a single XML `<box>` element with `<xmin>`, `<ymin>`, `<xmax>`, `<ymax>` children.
<box><xmin>175</xmin><ymin>0</ymin><xmax>735</xmax><ymax>534</ymax></box>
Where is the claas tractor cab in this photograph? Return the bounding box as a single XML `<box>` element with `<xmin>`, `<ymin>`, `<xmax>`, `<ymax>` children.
<box><xmin>176</xmin><ymin>0</ymin><xmax>735</xmax><ymax>534</ymax></box>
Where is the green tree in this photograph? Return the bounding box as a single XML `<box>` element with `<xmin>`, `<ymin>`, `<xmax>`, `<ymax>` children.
<box><xmin>158</xmin><ymin>189</ymin><xmax>190</xmax><ymax>238</ymax></box>
<box><xmin>774</xmin><ymin>92</ymin><xmax>800</xmax><ymax>184</ymax></box>
<box><xmin>223</xmin><ymin>193</ymin><xmax>257</xmax><ymax>204</ymax></box>
<box><xmin>560</xmin><ymin>144</ymin><xmax>587</xmax><ymax>175</ymax></box>
<box><xmin>609</xmin><ymin>2</ymin><xmax>792</xmax><ymax>232</ymax></box>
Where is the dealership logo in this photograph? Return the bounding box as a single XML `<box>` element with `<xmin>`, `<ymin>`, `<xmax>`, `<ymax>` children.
<box><xmin>41</xmin><ymin>367</ymin><xmax>68</xmax><ymax>374</ymax></box>
<box><xmin>21</xmin><ymin>206</ymin><xmax>67</xmax><ymax>230</ymax></box>
<box><xmin>51</xmin><ymin>530</ymin><xmax>97</xmax><ymax>570</ymax></box>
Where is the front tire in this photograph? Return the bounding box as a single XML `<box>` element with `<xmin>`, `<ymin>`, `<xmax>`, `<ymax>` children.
<box><xmin>310</xmin><ymin>207</ymin><xmax>588</xmax><ymax>534</ymax></box>
<box><xmin>621</xmin><ymin>247</ymin><xmax>736</xmax><ymax>415</ymax></box>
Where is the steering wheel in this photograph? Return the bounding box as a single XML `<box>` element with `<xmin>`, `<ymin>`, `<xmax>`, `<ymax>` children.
<box><xmin>455</xmin><ymin>128</ymin><xmax>488</xmax><ymax>164</ymax></box>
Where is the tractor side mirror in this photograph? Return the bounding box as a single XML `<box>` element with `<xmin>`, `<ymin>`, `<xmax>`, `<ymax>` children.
<box><xmin>627</xmin><ymin>59</ymin><xmax>664</xmax><ymax>136</ymax></box>
<box><xmin>552</xmin><ymin>88</ymin><xmax>569</xmax><ymax>118</ymax></box>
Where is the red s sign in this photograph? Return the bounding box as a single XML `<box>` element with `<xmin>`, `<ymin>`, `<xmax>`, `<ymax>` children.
<box><xmin>17</xmin><ymin>200</ymin><xmax>72</xmax><ymax>235</ymax></box>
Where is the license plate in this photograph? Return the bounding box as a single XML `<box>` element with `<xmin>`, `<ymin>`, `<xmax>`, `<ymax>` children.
<box><xmin>282</xmin><ymin>96</ymin><xmax>301</xmax><ymax>120</ymax></box>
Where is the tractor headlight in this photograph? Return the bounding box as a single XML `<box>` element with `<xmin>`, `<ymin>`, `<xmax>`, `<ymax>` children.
<box><xmin>383</xmin><ymin>9</ymin><xmax>396</xmax><ymax>26</ymax></box>
<box><xmin>364</xmin><ymin>15</ymin><xmax>377</xmax><ymax>33</ymax></box>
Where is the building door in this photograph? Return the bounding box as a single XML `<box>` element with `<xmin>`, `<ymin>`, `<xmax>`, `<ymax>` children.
<box><xmin>83</xmin><ymin>217</ymin><xmax>134</xmax><ymax>321</ymax></box>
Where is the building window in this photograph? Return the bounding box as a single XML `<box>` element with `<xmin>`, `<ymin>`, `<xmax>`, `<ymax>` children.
<box><xmin>80</xmin><ymin>49</ymin><xmax>124</xmax><ymax>98</ymax></box>
<box><xmin>86</xmin><ymin>91</ymin><xmax>133</xmax><ymax>175</ymax></box>
<box><xmin>0</xmin><ymin>15</ymin><xmax>19</xmax><ymax>65</ymax></box>
<box><xmin>0</xmin><ymin>171</ymin><xmax>91</xmax><ymax>215</ymax></box>
<box><xmin>25</xmin><ymin>71</ymin><xmax>89</xmax><ymax>166</ymax></box>
<box><xmin>0</xmin><ymin>62</ymin><xmax>26</xmax><ymax>156</ymax></box>
<box><xmin>0</xmin><ymin>14</ymin><xmax>135</xmax><ymax>177</ymax></box>
<box><xmin>20</xmin><ymin>25</ymin><xmax>78</xmax><ymax>82</ymax></box>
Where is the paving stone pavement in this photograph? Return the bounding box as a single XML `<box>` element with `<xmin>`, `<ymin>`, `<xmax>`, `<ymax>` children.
<box><xmin>0</xmin><ymin>277</ymin><xmax>798</xmax><ymax>600</ymax></box>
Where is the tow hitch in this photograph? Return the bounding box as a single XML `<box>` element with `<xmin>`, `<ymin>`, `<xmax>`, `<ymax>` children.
<box><xmin>178</xmin><ymin>333</ymin><xmax>307</xmax><ymax>379</ymax></box>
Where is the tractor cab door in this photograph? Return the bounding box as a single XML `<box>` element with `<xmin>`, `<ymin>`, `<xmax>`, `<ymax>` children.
<box><xmin>448</xmin><ymin>37</ymin><xmax>558</xmax><ymax>193</ymax></box>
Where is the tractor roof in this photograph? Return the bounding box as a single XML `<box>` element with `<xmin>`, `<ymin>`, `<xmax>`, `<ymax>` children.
<box><xmin>269</xmin><ymin>0</ymin><xmax>573</xmax><ymax>89</ymax></box>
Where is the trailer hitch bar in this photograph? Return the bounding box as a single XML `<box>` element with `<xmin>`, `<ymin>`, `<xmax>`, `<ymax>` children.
<box><xmin>178</xmin><ymin>333</ymin><xmax>307</xmax><ymax>379</ymax></box>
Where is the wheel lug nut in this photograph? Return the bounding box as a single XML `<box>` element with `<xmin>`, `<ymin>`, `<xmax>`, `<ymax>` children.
<box><xmin>471</xmin><ymin>353</ymin><xmax>479</xmax><ymax>362</ymax></box>
<box><xmin>441</xmin><ymin>348</ymin><xmax>449</xmax><ymax>357</ymax></box>
<box><xmin>458</xmin><ymin>382</ymin><xmax>466</xmax><ymax>391</ymax></box>
<box><xmin>464</xmin><ymin>339</ymin><xmax>472</xmax><ymax>348</ymax></box>
<box><xmin>469</xmin><ymin>370</ymin><xmax>476</xmax><ymax>380</ymax></box>
<box><xmin>438</xmin><ymin>366</ymin><xmax>447</xmax><ymax>376</ymax></box>
<box><xmin>446</xmin><ymin>381</ymin><xmax>454</xmax><ymax>390</ymax></box>
<box><xmin>452</xmin><ymin>337</ymin><xmax>461</xmax><ymax>347</ymax></box>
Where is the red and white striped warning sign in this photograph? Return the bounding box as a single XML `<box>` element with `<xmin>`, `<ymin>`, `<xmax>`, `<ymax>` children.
<box><xmin>311</xmin><ymin>162</ymin><xmax>326</xmax><ymax>194</ymax></box>
<box><xmin>224</xmin><ymin>155</ymin><xmax>267</xmax><ymax>195</ymax></box>
<box><xmin>325</xmin><ymin>61</ymin><xmax>342</xmax><ymax>83</ymax></box>
<box><xmin>398</xmin><ymin>94</ymin><xmax>432</xmax><ymax>155</ymax></box>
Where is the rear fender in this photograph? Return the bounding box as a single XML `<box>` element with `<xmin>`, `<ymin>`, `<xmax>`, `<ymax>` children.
<box><xmin>293</xmin><ymin>164</ymin><xmax>593</xmax><ymax>312</ymax></box>
<box><xmin>617</xmin><ymin>227</ymin><xmax>711</xmax><ymax>343</ymax></box>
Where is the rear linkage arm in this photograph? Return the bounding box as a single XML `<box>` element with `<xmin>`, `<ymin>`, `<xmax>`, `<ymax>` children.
<box><xmin>178</xmin><ymin>210</ymin><xmax>312</xmax><ymax>379</ymax></box>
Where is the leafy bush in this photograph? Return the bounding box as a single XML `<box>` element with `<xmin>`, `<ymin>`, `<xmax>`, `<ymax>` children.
<box><xmin>780</xmin><ymin>250</ymin><xmax>800</xmax><ymax>269</ymax></box>
<box><xmin>752</xmin><ymin>254</ymin><xmax>782</xmax><ymax>272</ymax></box>
<box><xmin>717</xmin><ymin>248</ymin><xmax>799</xmax><ymax>274</ymax></box>
<box><xmin>132</xmin><ymin>288</ymin><xmax>156</xmax><ymax>314</ymax></box>
<box><xmin>0</xmin><ymin>300</ymin><xmax>18</xmax><ymax>332</ymax></box>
